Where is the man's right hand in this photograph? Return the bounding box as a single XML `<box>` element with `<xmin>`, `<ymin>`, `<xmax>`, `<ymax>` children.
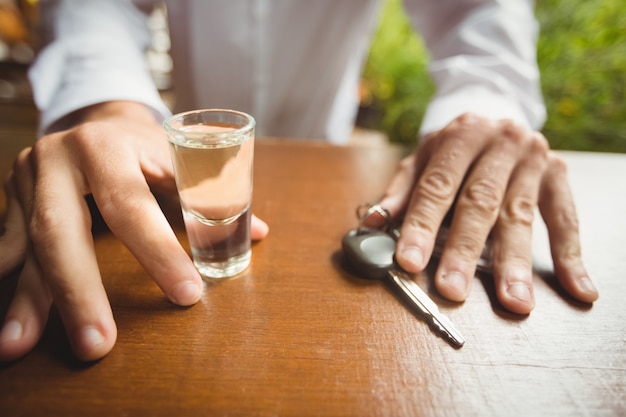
<box><xmin>0</xmin><ymin>100</ymin><xmax>269</xmax><ymax>362</ymax></box>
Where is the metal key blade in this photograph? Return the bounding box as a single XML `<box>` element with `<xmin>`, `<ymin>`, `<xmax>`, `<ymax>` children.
<box><xmin>341</xmin><ymin>227</ymin><xmax>465</xmax><ymax>348</ymax></box>
<box><xmin>388</xmin><ymin>270</ymin><xmax>465</xmax><ymax>348</ymax></box>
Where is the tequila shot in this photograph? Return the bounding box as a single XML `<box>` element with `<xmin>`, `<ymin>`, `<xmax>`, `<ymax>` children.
<box><xmin>164</xmin><ymin>109</ymin><xmax>255</xmax><ymax>279</ymax></box>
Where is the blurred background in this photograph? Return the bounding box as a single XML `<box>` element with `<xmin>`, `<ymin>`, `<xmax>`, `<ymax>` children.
<box><xmin>1</xmin><ymin>0</ymin><xmax>624</xmax><ymax>152</ymax></box>
<box><xmin>360</xmin><ymin>0</ymin><xmax>626</xmax><ymax>152</ymax></box>
<box><xmin>0</xmin><ymin>0</ymin><xmax>36</xmax><ymax>103</ymax></box>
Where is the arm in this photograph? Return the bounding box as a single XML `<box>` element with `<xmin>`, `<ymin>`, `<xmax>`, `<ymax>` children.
<box><xmin>404</xmin><ymin>0</ymin><xmax>545</xmax><ymax>135</ymax></box>
<box><xmin>0</xmin><ymin>100</ymin><xmax>203</xmax><ymax>362</ymax></box>
<box><xmin>29</xmin><ymin>0</ymin><xmax>170</xmax><ymax>135</ymax></box>
<box><xmin>0</xmin><ymin>1</ymin><xmax>268</xmax><ymax>362</ymax></box>
<box><xmin>376</xmin><ymin>0</ymin><xmax>597</xmax><ymax>313</ymax></box>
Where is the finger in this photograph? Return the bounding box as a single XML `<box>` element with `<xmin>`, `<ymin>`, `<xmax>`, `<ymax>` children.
<box><xmin>490</xmin><ymin>134</ymin><xmax>549</xmax><ymax>314</ymax></box>
<box><xmin>0</xmin><ymin>254</ymin><xmax>52</xmax><ymax>362</ymax></box>
<box><xmin>376</xmin><ymin>153</ymin><xmax>420</xmax><ymax>221</ymax></box>
<box><xmin>435</xmin><ymin>124</ymin><xmax>525</xmax><ymax>301</ymax></box>
<box><xmin>28</xmin><ymin>142</ymin><xmax>117</xmax><ymax>361</ymax></box>
<box><xmin>251</xmin><ymin>214</ymin><xmax>269</xmax><ymax>241</ymax></box>
<box><xmin>93</xmin><ymin>178</ymin><xmax>203</xmax><ymax>306</ymax></box>
<box><xmin>78</xmin><ymin>133</ymin><xmax>203</xmax><ymax>306</ymax></box>
<box><xmin>538</xmin><ymin>153</ymin><xmax>598</xmax><ymax>303</ymax></box>
<box><xmin>0</xmin><ymin>175</ymin><xmax>27</xmax><ymax>277</ymax></box>
<box><xmin>396</xmin><ymin>115</ymin><xmax>490</xmax><ymax>273</ymax></box>
<box><xmin>1</xmin><ymin>150</ymin><xmax>52</xmax><ymax>361</ymax></box>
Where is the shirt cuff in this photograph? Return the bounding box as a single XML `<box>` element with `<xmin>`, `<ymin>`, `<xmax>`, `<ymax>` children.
<box><xmin>419</xmin><ymin>86</ymin><xmax>546</xmax><ymax>137</ymax></box>
<box><xmin>28</xmin><ymin>36</ymin><xmax>171</xmax><ymax>135</ymax></box>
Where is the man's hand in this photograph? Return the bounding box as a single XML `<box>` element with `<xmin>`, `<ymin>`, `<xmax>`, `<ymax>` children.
<box><xmin>0</xmin><ymin>101</ymin><xmax>269</xmax><ymax>362</ymax></box>
<box><xmin>378</xmin><ymin>113</ymin><xmax>598</xmax><ymax>314</ymax></box>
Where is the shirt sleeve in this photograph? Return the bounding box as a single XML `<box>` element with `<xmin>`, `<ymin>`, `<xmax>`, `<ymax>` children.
<box><xmin>404</xmin><ymin>0</ymin><xmax>546</xmax><ymax>136</ymax></box>
<box><xmin>27</xmin><ymin>0</ymin><xmax>171</xmax><ymax>135</ymax></box>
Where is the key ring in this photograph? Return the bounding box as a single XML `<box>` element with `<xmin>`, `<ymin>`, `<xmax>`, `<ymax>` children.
<box><xmin>356</xmin><ymin>203</ymin><xmax>391</xmax><ymax>230</ymax></box>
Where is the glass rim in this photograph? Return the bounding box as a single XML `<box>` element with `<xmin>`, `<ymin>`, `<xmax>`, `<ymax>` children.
<box><xmin>163</xmin><ymin>108</ymin><xmax>256</xmax><ymax>139</ymax></box>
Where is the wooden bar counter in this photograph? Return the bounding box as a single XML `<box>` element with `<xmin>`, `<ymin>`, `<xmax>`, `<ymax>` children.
<box><xmin>0</xmin><ymin>121</ymin><xmax>625</xmax><ymax>416</ymax></box>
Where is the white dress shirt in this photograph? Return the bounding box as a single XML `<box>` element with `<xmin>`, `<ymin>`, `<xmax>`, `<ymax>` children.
<box><xmin>29</xmin><ymin>0</ymin><xmax>546</xmax><ymax>144</ymax></box>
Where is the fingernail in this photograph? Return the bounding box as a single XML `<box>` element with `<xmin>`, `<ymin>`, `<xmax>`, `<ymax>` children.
<box><xmin>507</xmin><ymin>282</ymin><xmax>532</xmax><ymax>303</ymax></box>
<box><xmin>171</xmin><ymin>281</ymin><xmax>202</xmax><ymax>306</ymax></box>
<box><xmin>579</xmin><ymin>276</ymin><xmax>597</xmax><ymax>295</ymax></box>
<box><xmin>441</xmin><ymin>272</ymin><xmax>467</xmax><ymax>298</ymax></box>
<box><xmin>82</xmin><ymin>326</ymin><xmax>105</xmax><ymax>348</ymax></box>
<box><xmin>0</xmin><ymin>319</ymin><xmax>23</xmax><ymax>343</ymax></box>
<box><xmin>400</xmin><ymin>246</ymin><xmax>424</xmax><ymax>270</ymax></box>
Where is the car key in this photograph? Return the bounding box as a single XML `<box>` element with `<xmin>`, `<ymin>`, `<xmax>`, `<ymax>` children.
<box><xmin>342</xmin><ymin>227</ymin><xmax>465</xmax><ymax>348</ymax></box>
<box><xmin>357</xmin><ymin>202</ymin><xmax>493</xmax><ymax>274</ymax></box>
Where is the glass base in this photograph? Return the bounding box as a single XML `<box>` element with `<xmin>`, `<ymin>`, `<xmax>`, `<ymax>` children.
<box><xmin>193</xmin><ymin>250</ymin><xmax>251</xmax><ymax>280</ymax></box>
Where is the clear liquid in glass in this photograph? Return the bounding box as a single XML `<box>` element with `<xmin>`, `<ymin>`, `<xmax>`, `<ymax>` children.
<box><xmin>169</xmin><ymin>123</ymin><xmax>254</xmax><ymax>279</ymax></box>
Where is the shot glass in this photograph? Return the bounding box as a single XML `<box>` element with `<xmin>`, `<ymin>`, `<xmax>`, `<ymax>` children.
<box><xmin>164</xmin><ymin>109</ymin><xmax>255</xmax><ymax>279</ymax></box>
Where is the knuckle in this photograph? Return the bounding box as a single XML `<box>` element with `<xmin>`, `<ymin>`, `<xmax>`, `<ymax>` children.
<box><xmin>450</xmin><ymin>232</ymin><xmax>485</xmax><ymax>261</ymax></box>
<box><xmin>530</xmin><ymin>132</ymin><xmax>550</xmax><ymax>153</ymax></box>
<box><xmin>70</xmin><ymin>122</ymin><xmax>111</xmax><ymax>153</ymax></box>
<box><xmin>29</xmin><ymin>204</ymin><xmax>69</xmax><ymax>246</ymax></box>
<box><xmin>557</xmin><ymin>242</ymin><xmax>582</xmax><ymax>264</ymax></box>
<box><xmin>546</xmin><ymin>151</ymin><xmax>568</xmax><ymax>175</ymax></box>
<box><xmin>525</xmin><ymin>132</ymin><xmax>550</xmax><ymax>163</ymax></box>
<box><xmin>494</xmin><ymin>121</ymin><xmax>550</xmax><ymax>157</ymax></box>
<box><xmin>556</xmin><ymin>206</ymin><xmax>580</xmax><ymax>232</ymax></box>
<box><xmin>28</xmin><ymin>128</ymin><xmax>103</xmax><ymax>169</ymax></box>
<box><xmin>499</xmin><ymin>119</ymin><xmax>524</xmax><ymax>139</ymax></box>
<box><xmin>98</xmin><ymin>185</ymin><xmax>138</xmax><ymax>216</ymax></box>
<box><xmin>451</xmin><ymin>112</ymin><xmax>485</xmax><ymax>131</ymax></box>
<box><xmin>398</xmin><ymin>154</ymin><xmax>416</xmax><ymax>172</ymax></box>
<box><xmin>501</xmin><ymin>196</ymin><xmax>536</xmax><ymax>226</ymax></box>
<box><xmin>403</xmin><ymin>210</ymin><xmax>439</xmax><ymax>236</ymax></box>
<box><xmin>459</xmin><ymin>177</ymin><xmax>501</xmax><ymax>216</ymax></box>
<box><xmin>497</xmin><ymin>120</ymin><xmax>532</xmax><ymax>148</ymax></box>
<box><xmin>97</xmin><ymin>186</ymin><xmax>149</xmax><ymax>233</ymax></box>
<box><xmin>442</xmin><ymin>113</ymin><xmax>491</xmax><ymax>142</ymax></box>
<box><xmin>417</xmin><ymin>168</ymin><xmax>457</xmax><ymax>203</ymax></box>
<box><xmin>13</xmin><ymin>147</ymin><xmax>32</xmax><ymax>175</ymax></box>
<box><xmin>29</xmin><ymin>135</ymin><xmax>59</xmax><ymax>166</ymax></box>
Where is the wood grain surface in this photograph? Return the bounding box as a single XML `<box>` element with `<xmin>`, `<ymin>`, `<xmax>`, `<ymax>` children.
<box><xmin>0</xmin><ymin>109</ymin><xmax>624</xmax><ymax>416</ymax></box>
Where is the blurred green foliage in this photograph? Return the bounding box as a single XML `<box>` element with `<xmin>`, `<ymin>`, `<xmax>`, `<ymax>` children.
<box><xmin>359</xmin><ymin>0</ymin><xmax>434</xmax><ymax>145</ymax></box>
<box><xmin>361</xmin><ymin>0</ymin><xmax>626</xmax><ymax>152</ymax></box>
